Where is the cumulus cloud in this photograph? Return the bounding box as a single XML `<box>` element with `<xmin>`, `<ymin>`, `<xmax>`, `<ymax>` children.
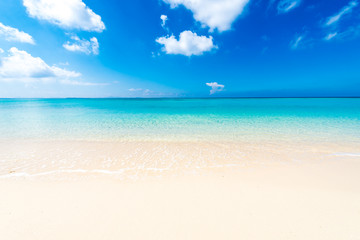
<box><xmin>162</xmin><ymin>0</ymin><xmax>250</xmax><ymax>32</ymax></box>
<box><xmin>0</xmin><ymin>48</ymin><xmax>4</xmax><ymax>53</ymax></box>
<box><xmin>156</xmin><ymin>30</ymin><xmax>216</xmax><ymax>56</ymax></box>
<box><xmin>325</xmin><ymin>1</ymin><xmax>358</xmax><ymax>26</ymax></box>
<box><xmin>0</xmin><ymin>22</ymin><xmax>35</xmax><ymax>44</ymax></box>
<box><xmin>206</xmin><ymin>82</ymin><xmax>224</xmax><ymax>94</ymax></box>
<box><xmin>161</xmin><ymin>15</ymin><xmax>168</xmax><ymax>28</ymax></box>
<box><xmin>63</xmin><ymin>36</ymin><xmax>99</xmax><ymax>55</ymax></box>
<box><xmin>23</xmin><ymin>0</ymin><xmax>105</xmax><ymax>32</ymax></box>
<box><xmin>277</xmin><ymin>0</ymin><xmax>301</xmax><ymax>13</ymax></box>
<box><xmin>0</xmin><ymin>47</ymin><xmax>80</xmax><ymax>82</ymax></box>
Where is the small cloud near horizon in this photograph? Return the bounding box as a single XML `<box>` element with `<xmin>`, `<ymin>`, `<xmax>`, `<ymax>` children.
<box><xmin>206</xmin><ymin>82</ymin><xmax>225</xmax><ymax>95</ymax></box>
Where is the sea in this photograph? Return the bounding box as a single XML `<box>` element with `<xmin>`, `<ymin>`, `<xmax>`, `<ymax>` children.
<box><xmin>1</xmin><ymin>98</ymin><xmax>360</xmax><ymax>179</ymax></box>
<box><xmin>0</xmin><ymin>98</ymin><xmax>359</xmax><ymax>143</ymax></box>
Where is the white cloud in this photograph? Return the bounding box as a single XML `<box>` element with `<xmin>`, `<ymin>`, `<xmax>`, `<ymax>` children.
<box><xmin>0</xmin><ymin>47</ymin><xmax>80</xmax><ymax>82</ymax></box>
<box><xmin>162</xmin><ymin>0</ymin><xmax>250</xmax><ymax>32</ymax></box>
<box><xmin>206</xmin><ymin>82</ymin><xmax>224</xmax><ymax>94</ymax></box>
<box><xmin>23</xmin><ymin>0</ymin><xmax>105</xmax><ymax>32</ymax></box>
<box><xmin>128</xmin><ymin>88</ymin><xmax>153</xmax><ymax>96</ymax></box>
<box><xmin>60</xmin><ymin>79</ymin><xmax>107</xmax><ymax>86</ymax></box>
<box><xmin>0</xmin><ymin>22</ymin><xmax>35</xmax><ymax>44</ymax></box>
<box><xmin>59</xmin><ymin>62</ymin><xmax>69</xmax><ymax>66</ymax></box>
<box><xmin>161</xmin><ymin>15</ymin><xmax>168</xmax><ymax>28</ymax></box>
<box><xmin>277</xmin><ymin>0</ymin><xmax>301</xmax><ymax>13</ymax></box>
<box><xmin>324</xmin><ymin>32</ymin><xmax>338</xmax><ymax>41</ymax></box>
<box><xmin>128</xmin><ymin>88</ymin><xmax>143</xmax><ymax>92</ymax></box>
<box><xmin>290</xmin><ymin>35</ymin><xmax>304</xmax><ymax>49</ymax></box>
<box><xmin>325</xmin><ymin>1</ymin><xmax>358</xmax><ymax>26</ymax></box>
<box><xmin>128</xmin><ymin>88</ymin><xmax>151</xmax><ymax>93</ymax></box>
<box><xmin>63</xmin><ymin>36</ymin><xmax>99</xmax><ymax>55</ymax></box>
<box><xmin>322</xmin><ymin>1</ymin><xmax>360</xmax><ymax>42</ymax></box>
<box><xmin>156</xmin><ymin>30</ymin><xmax>216</xmax><ymax>56</ymax></box>
<box><xmin>323</xmin><ymin>25</ymin><xmax>360</xmax><ymax>41</ymax></box>
<box><xmin>0</xmin><ymin>48</ymin><xmax>4</xmax><ymax>53</ymax></box>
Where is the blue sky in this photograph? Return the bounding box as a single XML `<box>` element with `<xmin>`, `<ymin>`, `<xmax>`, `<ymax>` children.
<box><xmin>0</xmin><ymin>0</ymin><xmax>359</xmax><ymax>98</ymax></box>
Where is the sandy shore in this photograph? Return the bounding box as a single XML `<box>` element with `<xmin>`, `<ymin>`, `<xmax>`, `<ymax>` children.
<box><xmin>1</xmin><ymin>150</ymin><xmax>360</xmax><ymax>240</ymax></box>
<box><xmin>1</xmin><ymin>139</ymin><xmax>360</xmax><ymax>177</ymax></box>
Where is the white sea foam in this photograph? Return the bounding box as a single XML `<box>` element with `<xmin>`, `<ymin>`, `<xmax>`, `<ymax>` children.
<box><xmin>332</xmin><ymin>153</ymin><xmax>360</xmax><ymax>157</ymax></box>
<box><xmin>0</xmin><ymin>164</ymin><xmax>242</xmax><ymax>179</ymax></box>
<box><xmin>0</xmin><ymin>167</ymin><xmax>174</xmax><ymax>179</ymax></box>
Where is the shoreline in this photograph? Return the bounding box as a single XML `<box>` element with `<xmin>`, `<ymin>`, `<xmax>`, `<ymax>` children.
<box><xmin>1</xmin><ymin>138</ymin><xmax>360</xmax><ymax>180</ymax></box>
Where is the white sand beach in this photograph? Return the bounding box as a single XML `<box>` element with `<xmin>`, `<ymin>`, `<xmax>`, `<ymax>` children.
<box><xmin>1</xmin><ymin>140</ymin><xmax>360</xmax><ymax>240</ymax></box>
<box><xmin>1</xmin><ymin>0</ymin><xmax>360</xmax><ymax>237</ymax></box>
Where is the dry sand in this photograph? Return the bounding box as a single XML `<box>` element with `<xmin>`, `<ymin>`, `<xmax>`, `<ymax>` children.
<box><xmin>0</xmin><ymin>140</ymin><xmax>360</xmax><ymax>239</ymax></box>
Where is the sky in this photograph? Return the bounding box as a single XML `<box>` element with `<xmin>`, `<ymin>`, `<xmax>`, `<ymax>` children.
<box><xmin>0</xmin><ymin>0</ymin><xmax>359</xmax><ymax>98</ymax></box>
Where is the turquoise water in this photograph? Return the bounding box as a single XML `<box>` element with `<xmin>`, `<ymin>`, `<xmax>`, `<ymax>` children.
<box><xmin>0</xmin><ymin>98</ymin><xmax>359</xmax><ymax>142</ymax></box>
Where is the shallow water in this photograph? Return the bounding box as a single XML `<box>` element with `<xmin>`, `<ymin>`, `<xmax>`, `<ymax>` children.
<box><xmin>0</xmin><ymin>98</ymin><xmax>359</xmax><ymax>143</ymax></box>
<box><xmin>1</xmin><ymin>98</ymin><xmax>360</xmax><ymax>179</ymax></box>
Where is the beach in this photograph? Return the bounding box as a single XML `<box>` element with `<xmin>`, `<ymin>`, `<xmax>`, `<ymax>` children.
<box><xmin>2</xmin><ymin>0</ymin><xmax>360</xmax><ymax>238</ymax></box>
<box><xmin>1</xmin><ymin>153</ymin><xmax>360</xmax><ymax>240</ymax></box>
<box><xmin>0</xmin><ymin>98</ymin><xmax>360</xmax><ymax>239</ymax></box>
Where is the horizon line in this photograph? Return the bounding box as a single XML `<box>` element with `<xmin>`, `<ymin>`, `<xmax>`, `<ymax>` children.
<box><xmin>1</xmin><ymin>96</ymin><xmax>360</xmax><ymax>100</ymax></box>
